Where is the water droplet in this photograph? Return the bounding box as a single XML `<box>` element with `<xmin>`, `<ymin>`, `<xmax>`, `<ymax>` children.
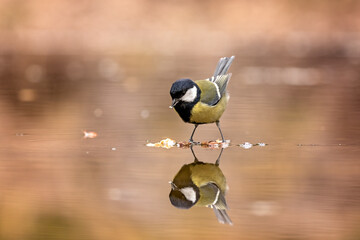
<box><xmin>140</xmin><ymin>109</ymin><xmax>149</xmax><ymax>119</ymax></box>
<box><xmin>25</xmin><ymin>65</ymin><xmax>44</xmax><ymax>83</ymax></box>
<box><xmin>98</xmin><ymin>58</ymin><xmax>121</xmax><ymax>81</ymax></box>
<box><xmin>18</xmin><ymin>89</ymin><xmax>36</xmax><ymax>102</ymax></box>
<box><xmin>94</xmin><ymin>108</ymin><xmax>103</xmax><ymax>117</ymax></box>
<box><xmin>251</xmin><ymin>201</ymin><xmax>278</xmax><ymax>216</ymax></box>
<box><xmin>108</xmin><ymin>188</ymin><xmax>122</xmax><ymax>201</ymax></box>
<box><xmin>66</xmin><ymin>61</ymin><xmax>84</xmax><ymax>81</ymax></box>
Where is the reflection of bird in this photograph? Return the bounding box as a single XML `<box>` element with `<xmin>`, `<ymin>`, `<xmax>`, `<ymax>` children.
<box><xmin>169</xmin><ymin>56</ymin><xmax>235</xmax><ymax>143</ymax></box>
<box><xmin>169</xmin><ymin>147</ymin><xmax>232</xmax><ymax>225</ymax></box>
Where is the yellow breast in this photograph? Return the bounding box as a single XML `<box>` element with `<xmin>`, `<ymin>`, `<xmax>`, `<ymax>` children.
<box><xmin>189</xmin><ymin>94</ymin><xmax>229</xmax><ymax>124</ymax></box>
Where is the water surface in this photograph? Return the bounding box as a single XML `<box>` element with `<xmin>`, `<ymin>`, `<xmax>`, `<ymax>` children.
<box><xmin>0</xmin><ymin>55</ymin><xmax>359</xmax><ymax>240</ymax></box>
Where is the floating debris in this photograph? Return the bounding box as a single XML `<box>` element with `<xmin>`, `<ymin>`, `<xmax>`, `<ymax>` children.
<box><xmin>146</xmin><ymin>139</ymin><xmax>267</xmax><ymax>149</ymax></box>
<box><xmin>83</xmin><ymin>131</ymin><xmax>97</xmax><ymax>139</ymax></box>
<box><xmin>256</xmin><ymin>143</ymin><xmax>267</xmax><ymax>147</ymax></box>
<box><xmin>239</xmin><ymin>142</ymin><xmax>253</xmax><ymax>149</ymax></box>
<box><xmin>200</xmin><ymin>139</ymin><xmax>230</xmax><ymax>149</ymax></box>
<box><xmin>238</xmin><ymin>142</ymin><xmax>268</xmax><ymax>149</ymax></box>
<box><xmin>176</xmin><ymin>141</ymin><xmax>192</xmax><ymax>148</ymax></box>
<box><xmin>146</xmin><ymin>138</ymin><xmax>176</xmax><ymax>149</ymax></box>
<box><xmin>111</xmin><ymin>147</ymin><xmax>117</xmax><ymax>151</ymax></box>
<box><xmin>147</xmin><ymin>139</ymin><xmax>230</xmax><ymax>149</ymax></box>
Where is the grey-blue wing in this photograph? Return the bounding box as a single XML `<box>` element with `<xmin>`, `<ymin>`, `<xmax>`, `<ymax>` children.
<box><xmin>204</xmin><ymin>183</ymin><xmax>228</xmax><ymax>209</ymax></box>
<box><xmin>203</xmin><ymin>183</ymin><xmax>232</xmax><ymax>224</ymax></box>
<box><xmin>214</xmin><ymin>74</ymin><xmax>231</xmax><ymax>97</ymax></box>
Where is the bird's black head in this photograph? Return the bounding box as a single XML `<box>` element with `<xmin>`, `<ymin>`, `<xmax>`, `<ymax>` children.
<box><xmin>170</xmin><ymin>79</ymin><xmax>200</xmax><ymax>107</ymax></box>
<box><xmin>169</xmin><ymin>190</ymin><xmax>194</xmax><ymax>209</ymax></box>
<box><xmin>169</xmin><ymin>183</ymin><xmax>200</xmax><ymax>209</ymax></box>
<box><xmin>170</xmin><ymin>79</ymin><xmax>195</xmax><ymax>99</ymax></box>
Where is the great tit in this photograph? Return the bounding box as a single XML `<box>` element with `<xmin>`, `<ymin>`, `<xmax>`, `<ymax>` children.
<box><xmin>169</xmin><ymin>147</ymin><xmax>232</xmax><ymax>225</ymax></box>
<box><xmin>170</xmin><ymin>56</ymin><xmax>235</xmax><ymax>142</ymax></box>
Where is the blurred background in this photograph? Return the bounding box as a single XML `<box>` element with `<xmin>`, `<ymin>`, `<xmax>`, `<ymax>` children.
<box><xmin>0</xmin><ymin>0</ymin><xmax>360</xmax><ymax>239</ymax></box>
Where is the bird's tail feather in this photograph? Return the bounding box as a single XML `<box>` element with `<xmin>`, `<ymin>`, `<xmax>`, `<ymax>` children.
<box><xmin>213</xmin><ymin>207</ymin><xmax>233</xmax><ymax>225</ymax></box>
<box><xmin>213</xmin><ymin>56</ymin><xmax>235</xmax><ymax>77</ymax></box>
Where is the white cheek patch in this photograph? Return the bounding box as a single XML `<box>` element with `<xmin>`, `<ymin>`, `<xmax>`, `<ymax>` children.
<box><xmin>180</xmin><ymin>86</ymin><xmax>197</xmax><ymax>102</ymax></box>
<box><xmin>180</xmin><ymin>187</ymin><xmax>196</xmax><ymax>203</ymax></box>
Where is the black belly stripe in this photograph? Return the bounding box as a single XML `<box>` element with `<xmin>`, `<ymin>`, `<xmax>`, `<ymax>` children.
<box><xmin>174</xmin><ymin>101</ymin><xmax>194</xmax><ymax>123</ymax></box>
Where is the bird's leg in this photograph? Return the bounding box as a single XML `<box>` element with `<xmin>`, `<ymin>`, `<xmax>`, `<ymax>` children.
<box><xmin>215</xmin><ymin>148</ymin><xmax>224</xmax><ymax>166</ymax></box>
<box><xmin>216</xmin><ymin>121</ymin><xmax>225</xmax><ymax>142</ymax></box>
<box><xmin>190</xmin><ymin>145</ymin><xmax>199</xmax><ymax>163</ymax></box>
<box><xmin>189</xmin><ymin>124</ymin><xmax>199</xmax><ymax>144</ymax></box>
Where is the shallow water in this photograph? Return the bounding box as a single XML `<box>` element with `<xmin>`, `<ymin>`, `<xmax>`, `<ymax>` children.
<box><xmin>0</xmin><ymin>55</ymin><xmax>359</xmax><ymax>239</ymax></box>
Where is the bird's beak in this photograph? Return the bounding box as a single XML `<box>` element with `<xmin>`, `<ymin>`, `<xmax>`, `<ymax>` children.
<box><xmin>169</xmin><ymin>99</ymin><xmax>179</xmax><ymax>109</ymax></box>
<box><xmin>169</xmin><ymin>181</ymin><xmax>177</xmax><ymax>190</ymax></box>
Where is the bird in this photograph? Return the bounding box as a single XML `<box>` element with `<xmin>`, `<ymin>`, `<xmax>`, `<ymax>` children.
<box><xmin>169</xmin><ymin>56</ymin><xmax>235</xmax><ymax>143</ymax></box>
<box><xmin>169</xmin><ymin>146</ymin><xmax>232</xmax><ymax>225</ymax></box>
